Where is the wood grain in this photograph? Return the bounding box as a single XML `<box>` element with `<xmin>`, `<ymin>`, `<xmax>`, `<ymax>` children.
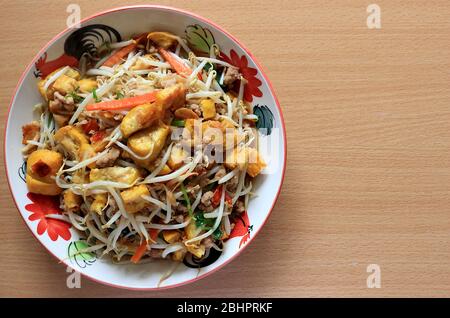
<box><xmin>1</xmin><ymin>0</ymin><xmax>450</xmax><ymax>297</ymax></box>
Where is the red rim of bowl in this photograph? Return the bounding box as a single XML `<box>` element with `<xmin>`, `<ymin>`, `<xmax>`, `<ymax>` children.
<box><xmin>4</xmin><ymin>4</ymin><xmax>287</xmax><ymax>291</ymax></box>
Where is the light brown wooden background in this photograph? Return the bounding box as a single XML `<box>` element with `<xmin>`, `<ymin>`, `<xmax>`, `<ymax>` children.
<box><xmin>1</xmin><ymin>0</ymin><xmax>450</xmax><ymax>297</ymax></box>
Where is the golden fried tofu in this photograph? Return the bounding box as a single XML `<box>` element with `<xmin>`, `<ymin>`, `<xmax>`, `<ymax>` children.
<box><xmin>77</xmin><ymin>78</ymin><xmax>97</xmax><ymax>93</ymax></box>
<box><xmin>174</xmin><ymin>107</ymin><xmax>199</xmax><ymax>119</ymax></box>
<box><xmin>54</xmin><ymin>125</ymin><xmax>90</xmax><ymax>160</ymax></box>
<box><xmin>37</xmin><ymin>79</ymin><xmax>54</xmax><ymax>101</ymax></box>
<box><xmin>186</xmin><ymin>244</ymin><xmax>206</xmax><ymax>258</ymax></box>
<box><xmin>167</xmin><ymin>144</ymin><xmax>189</xmax><ymax>170</ymax></box>
<box><xmin>64</xmin><ymin>67</ymin><xmax>81</xmax><ymax>80</ymax></box>
<box><xmin>52</xmin><ymin>74</ymin><xmax>79</xmax><ymax>95</ymax></box>
<box><xmin>172</xmin><ymin>249</ymin><xmax>186</xmax><ymax>262</ymax></box>
<box><xmin>78</xmin><ymin>143</ymin><xmax>96</xmax><ymax>168</ymax></box>
<box><xmin>120</xmin><ymin>184</ymin><xmax>150</xmax><ymax>214</ymax></box>
<box><xmin>22</xmin><ymin>121</ymin><xmax>40</xmax><ymax>145</ymax></box>
<box><xmin>72</xmin><ymin>170</ymin><xmax>89</xmax><ymax>184</ymax></box>
<box><xmin>147</xmin><ymin>31</ymin><xmax>178</xmax><ymax>49</ymax></box>
<box><xmin>147</xmin><ymin>161</ymin><xmax>172</xmax><ymax>175</ymax></box>
<box><xmin>26</xmin><ymin>175</ymin><xmax>62</xmax><ymax>196</ymax></box>
<box><xmin>27</xmin><ymin>149</ymin><xmax>63</xmax><ymax>184</ymax></box>
<box><xmin>120</xmin><ymin>103</ymin><xmax>164</xmax><ymax>138</ymax></box>
<box><xmin>185</xmin><ymin>219</ymin><xmax>202</xmax><ymax>240</ymax></box>
<box><xmin>26</xmin><ymin>149</ymin><xmax>63</xmax><ymax>195</ymax></box>
<box><xmin>200</xmin><ymin>99</ymin><xmax>216</xmax><ymax>119</ymax></box>
<box><xmin>163</xmin><ymin>230</ymin><xmax>181</xmax><ymax>244</ymax></box>
<box><xmin>90</xmin><ymin>193</ymin><xmax>107</xmax><ymax>215</ymax></box>
<box><xmin>219</xmin><ymin>117</ymin><xmax>235</xmax><ymax>129</ymax></box>
<box><xmin>246</xmin><ymin>148</ymin><xmax>266</xmax><ymax>177</ymax></box>
<box><xmin>127</xmin><ymin>121</ymin><xmax>170</xmax><ymax>167</ymax></box>
<box><xmin>63</xmin><ymin>190</ymin><xmax>82</xmax><ymax>212</ymax></box>
<box><xmin>225</xmin><ymin>147</ymin><xmax>266</xmax><ymax>177</ymax></box>
<box><xmin>37</xmin><ymin>67</ymin><xmax>79</xmax><ymax>101</ymax></box>
<box><xmin>156</xmin><ymin>83</ymin><xmax>186</xmax><ymax>111</ymax></box>
<box><xmin>202</xmin><ymin>120</ymin><xmax>226</xmax><ymax>146</ymax></box>
<box><xmin>89</xmin><ymin>167</ymin><xmax>140</xmax><ymax>185</ymax></box>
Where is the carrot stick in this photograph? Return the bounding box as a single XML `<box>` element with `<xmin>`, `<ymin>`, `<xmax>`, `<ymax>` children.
<box><xmin>130</xmin><ymin>229</ymin><xmax>159</xmax><ymax>264</ymax></box>
<box><xmin>158</xmin><ymin>47</ymin><xmax>201</xmax><ymax>79</ymax></box>
<box><xmin>85</xmin><ymin>91</ymin><xmax>158</xmax><ymax>111</ymax></box>
<box><xmin>149</xmin><ymin>229</ymin><xmax>159</xmax><ymax>243</ymax></box>
<box><xmin>130</xmin><ymin>240</ymin><xmax>148</xmax><ymax>264</ymax></box>
<box><xmin>102</xmin><ymin>34</ymin><xmax>147</xmax><ymax>68</ymax></box>
<box><xmin>102</xmin><ymin>43</ymin><xmax>137</xmax><ymax>67</ymax></box>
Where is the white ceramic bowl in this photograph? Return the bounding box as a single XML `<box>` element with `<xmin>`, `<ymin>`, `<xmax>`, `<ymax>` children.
<box><xmin>4</xmin><ymin>5</ymin><xmax>286</xmax><ymax>290</ymax></box>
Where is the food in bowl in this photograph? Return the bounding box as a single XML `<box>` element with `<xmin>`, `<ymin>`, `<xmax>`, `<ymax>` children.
<box><xmin>20</xmin><ymin>29</ymin><xmax>267</xmax><ymax>266</ymax></box>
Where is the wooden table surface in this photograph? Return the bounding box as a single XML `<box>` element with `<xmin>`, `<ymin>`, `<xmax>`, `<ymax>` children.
<box><xmin>1</xmin><ymin>0</ymin><xmax>450</xmax><ymax>298</ymax></box>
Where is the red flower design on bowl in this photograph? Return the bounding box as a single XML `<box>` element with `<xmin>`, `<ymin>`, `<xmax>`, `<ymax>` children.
<box><xmin>25</xmin><ymin>193</ymin><xmax>71</xmax><ymax>241</ymax></box>
<box><xmin>219</xmin><ymin>49</ymin><xmax>263</xmax><ymax>103</ymax></box>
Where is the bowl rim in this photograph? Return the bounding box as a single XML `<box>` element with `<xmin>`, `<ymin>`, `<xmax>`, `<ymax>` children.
<box><xmin>4</xmin><ymin>4</ymin><xmax>287</xmax><ymax>291</ymax></box>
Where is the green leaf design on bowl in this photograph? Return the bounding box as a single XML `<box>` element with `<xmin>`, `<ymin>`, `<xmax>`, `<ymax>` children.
<box><xmin>68</xmin><ymin>240</ymin><xmax>96</xmax><ymax>268</ymax></box>
<box><xmin>185</xmin><ymin>24</ymin><xmax>216</xmax><ymax>54</ymax></box>
<box><xmin>253</xmin><ymin>105</ymin><xmax>274</xmax><ymax>135</ymax></box>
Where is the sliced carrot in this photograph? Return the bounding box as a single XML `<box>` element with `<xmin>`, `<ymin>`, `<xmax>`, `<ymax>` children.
<box><xmin>102</xmin><ymin>34</ymin><xmax>148</xmax><ymax>68</ymax></box>
<box><xmin>130</xmin><ymin>240</ymin><xmax>148</xmax><ymax>264</ymax></box>
<box><xmin>158</xmin><ymin>47</ymin><xmax>202</xmax><ymax>80</ymax></box>
<box><xmin>130</xmin><ymin>229</ymin><xmax>159</xmax><ymax>264</ymax></box>
<box><xmin>85</xmin><ymin>91</ymin><xmax>158</xmax><ymax>111</ymax></box>
<box><xmin>102</xmin><ymin>43</ymin><xmax>137</xmax><ymax>67</ymax></box>
<box><xmin>149</xmin><ymin>229</ymin><xmax>159</xmax><ymax>243</ymax></box>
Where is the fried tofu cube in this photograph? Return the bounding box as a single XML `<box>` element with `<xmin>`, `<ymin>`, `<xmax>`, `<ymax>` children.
<box><xmin>185</xmin><ymin>219</ymin><xmax>202</xmax><ymax>240</ymax></box>
<box><xmin>246</xmin><ymin>148</ymin><xmax>266</xmax><ymax>177</ymax></box>
<box><xmin>52</xmin><ymin>74</ymin><xmax>79</xmax><ymax>95</ymax></box>
<box><xmin>77</xmin><ymin>78</ymin><xmax>97</xmax><ymax>93</ymax></box>
<box><xmin>89</xmin><ymin>167</ymin><xmax>141</xmax><ymax>185</ymax></box>
<box><xmin>90</xmin><ymin>193</ymin><xmax>107</xmax><ymax>215</ymax></box>
<box><xmin>37</xmin><ymin>67</ymin><xmax>79</xmax><ymax>100</ymax></box>
<box><xmin>27</xmin><ymin>149</ymin><xmax>63</xmax><ymax>184</ymax></box>
<box><xmin>120</xmin><ymin>184</ymin><xmax>150</xmax><ymax>214</ymax></box>
<box><xmin>22</xmin><ymin>121</ymin><xmax>40</xmax><ymax>145</ymax></box>
<box><xmin>219</xmin><ymin>117</ymin><xmax>236</xmax><ymax>129</ymax></box>
<box><xmin>72</xmin><ymin>170</ymin><xmax>89</xmax><ymax>184</ymax></box>
<box><xmin>167</xmin><ymin>144</ymin><xmax>189</xmax><ymax>170</ymax></box>
<box><xmin>54</xmin><ymin>126</ymin><xmax>90</xmax><ymax>160</ymax></box>
<box><xmin>26</xmin><ymin>149</ymin><xmax>63</xmax><ymax>195</ymax></box>
<box><xmin>37</xmin><ymin>79</ymin><xmax>54</xmax><ymax>101</ymax></box>
<box><xmin>127</xmin><ymin>122</ymin><xmax>170</xmax><ymax>166</ymax></box>
<box><xmin>26</xmin><ymin>175</ymin><xmax>62</xmax><ymax>196</ymax></box>
<box><xmin>186</xmin><ymin>244</ymin><xmax>206</xmax><ymax>258</ymax></box>
<box><xmin>172</xmin><ymin>249</ymin><xmax>186</xmax><ymax>262</ymax></box>
<box><xmin>202</xmin><ymin>120</ymin><xmax>225</xmax><ymax>146</ymax></box>
<box><xmin>156</xmin><ymin>83</ymin><xmax>186</xmax><ymax>111</ymax></box>
<box><xmin>63</xmin><ymin>190</ymin><xmax>82</xmax><ymax>212</ymax></box>
<box><xmin>225</xmin><ymin>147</ymin><xmax>266</xmax><ymax>177</ymax></box>
<box><xmin>184</xmin><ymin>219</ymin><xmax>204</xmax><ymax>259</ymax></box>
<box><xmin>156</xmin><ymin>164</ymin><xmax>172</xmax><ymax>175</ymax></box>
<box><xmin>200</xmin><ymin>99</ymin><xmax>216</xmax><ymax>119</ymax></box>
<box><xmin>120</xmin><ymin>103</ymin><xmax>164</xmax><ymax>138</ymax></box>
<box><xmin>162</xmin><ymin>230</ymin><xmax>181</xmax><ymax>244</ymax></box>
<box><xmin>79</xmin><ymin>143</ymin><xmax>96</xmax><ymax>168</ymax></box>
<box><xmin>147</xmin><ymin>31</ymin><xmax>178</xmax><ymax>49</ymax></box>
<box><xmin>145</xmin><ymin>159</ymin><xmax>172</xmax><ymax>175</ymax></box>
